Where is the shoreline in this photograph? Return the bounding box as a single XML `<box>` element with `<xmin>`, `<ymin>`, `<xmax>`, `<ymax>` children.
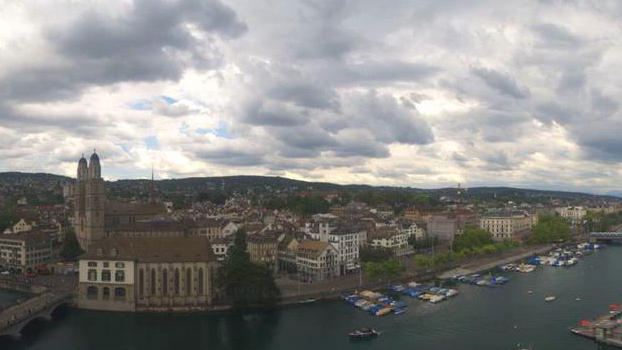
<box><xmin>0</xmin><ymin>244</ymin><xmax>566</xmax><ymax>315</ymax></box>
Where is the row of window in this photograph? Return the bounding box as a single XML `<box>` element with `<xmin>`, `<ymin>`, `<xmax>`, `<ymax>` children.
<box><xmin>87</xmin><ymin>269</ymin><xmax>125</xmax><ymax>282</ymax></box>
<box><xmin>138</xmin><ymin>267</ymin><xmax>206</xmax><ymax>296</ymax></box>
<box><xmin>87</xmin><ymin>261</ymin><xmax>125</xmax><ymax>268</ymax></box>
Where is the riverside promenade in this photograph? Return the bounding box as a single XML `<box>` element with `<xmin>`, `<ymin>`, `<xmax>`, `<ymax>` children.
<box><xmin>276</xmin><ymin>244</ymin><xmax>556</xmax><ymax>303</ymax></box>
<box><xmin>437</xmin><ymin>244</ymin><xmax>554</xmax><ymax>279</ymax></box>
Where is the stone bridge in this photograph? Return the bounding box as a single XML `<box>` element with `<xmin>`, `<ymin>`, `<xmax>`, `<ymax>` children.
<box><xmin>0</xmin><ymin>293</ymin><xmax>72</xmax><ymax>339</ymax></box>
<box><xmin>589</xmin><ymin>232</ymin><xmax>622</xmax><ymax>241</ymax></box>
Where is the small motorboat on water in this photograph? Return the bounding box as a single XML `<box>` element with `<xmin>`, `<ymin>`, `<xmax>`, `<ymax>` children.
<box><xmin>545</xmin><ymin>296</ymin><xmax>556</xmax><ymax>302</ymax></box>
<box><xmin>349</xmin><ymin>328</ymin><xmax>379</xmax><ymax>340</ymax></box>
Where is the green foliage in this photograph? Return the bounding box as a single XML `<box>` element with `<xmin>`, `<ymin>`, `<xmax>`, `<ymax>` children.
<box><xmin>60</xmin><ymin>229</ymin><xmax>85</xmax><ymax>261</ymax></box>
<box><xmin>453</xmin><ymin>228</ymin><xmax>493</xmax><ymax>252</ymax></box>
<box><xmin>0</xmin><ymin>209</ymin><xmax>17</xmax><ymax>232</ymax></box>
<box><xmin>528</xmin><ymin>214</ymin><xmax>570</xmax><ymax>244</ymax></box>
<box><xmin>216</xmin><ymin>230</ymin><xmax>280</xmax><ymax>311</ymax></box>
<box><xmin>584</xmin><ymin>211</ymin><xmax>622</xmax><ymax>232</ymax></box>
<box><xmin>264</xmin><ymin>195</ymin><xmax>329</xmax><ymax>215</ymax></box>
<box><xmin>360</xmin><ymin>246</ymin><xmax>393</xmax><ymax>263</ymax></box>
<box><xmin>364</xmin><ymin>258</ymin><xmax>405</xmax><ymax>278</ymax></box>
<box><xmin>196</xmin><ymin>191</ymin><xmax>229</xmax><ymax>205</ymax></box>
<box><xmin>413</xmin><ymin>255</ymin><xmax>433</xmax><ymax>269</ymax></box>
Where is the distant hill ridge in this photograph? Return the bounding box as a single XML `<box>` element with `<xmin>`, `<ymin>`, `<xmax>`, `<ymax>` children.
<box><xmin>0</xmin><ymin>172</ymin><xmax>618</xmax><ymax>200</ymax></box>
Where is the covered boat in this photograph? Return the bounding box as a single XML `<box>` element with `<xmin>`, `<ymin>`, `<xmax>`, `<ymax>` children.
<box><xmin>349</xmin><ymin>328</ymin><xmax>379</xmax><ymax>340</ymax></box>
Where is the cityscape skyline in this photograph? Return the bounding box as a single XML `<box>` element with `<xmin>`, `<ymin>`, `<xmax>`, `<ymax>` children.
<box><xmin>2</xmin><ymin>1</ymin><xmax>622</xmax><ymax>194</ymax></box>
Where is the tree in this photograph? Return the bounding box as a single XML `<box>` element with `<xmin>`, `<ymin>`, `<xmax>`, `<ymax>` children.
<box><xmin>529</xmin><ymin>214</ymin><xmax>570</xmax><ymax>244</ymax></box>
<box><xmin>453</xmin><ymin>228</ymin><xmax>493</xmax><ymax>252</ymax></box>
<box><xmin>60</xmin><ymin>229</ymin><xmax>85</xmax><ymax>261</ymax></box>
<box><xmin>216</xmin><ymin>230</ymin><xmax>280</xmax><ymax>311</ymax></box>
<box><xmin>414</xmin><ymin>255</ymin><xmax>432</xmax><ymax>269</ymax></box>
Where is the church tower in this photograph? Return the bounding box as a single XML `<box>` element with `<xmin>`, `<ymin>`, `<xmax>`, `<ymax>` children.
<box><xmin>74</xmin><ymin>155</ymin><xmax>88</xmax><ymax>247</ymax></box>
<box><xmin>74</xmin><ymin>151</ymin><xmax>106</xmax><ymax>249</ymax></box>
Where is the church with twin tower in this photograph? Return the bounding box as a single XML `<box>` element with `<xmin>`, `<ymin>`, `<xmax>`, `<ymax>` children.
<box><xmin>73</xmin><ymin>152</ymin><xmax>106</xmax><ymax>249</ymax></box>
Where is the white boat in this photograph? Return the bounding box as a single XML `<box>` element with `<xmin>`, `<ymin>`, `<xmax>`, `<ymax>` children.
<box><xmin>445</xmin><ymin>289</ymin><xmax>459</xmax><ymax>297</ymax></box>
<box><xmin>545</xmin><ymin>296</ymin><xmax>556</xmax><ymax>302</ymax></box>
<box><xmin>429</xmin><ymin>295</ymin><xmax>445</xmax><ymax>303</ymax></box>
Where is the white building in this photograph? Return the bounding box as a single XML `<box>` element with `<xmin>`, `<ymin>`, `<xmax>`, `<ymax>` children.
<box><xmin>368</xmin><ymin>228</ymin><xmax>412</xmax><ymax>256</ymax></box>
<box><xmin>0</xmin><ymin>232</ymin><xmax>52</xmax><ymax>272</ymax></box>
<box><xmin>210</xmin><ymin>236</ymin><xmax>234</xmax><ymax>261</ymax></box>
<box><xmin>296</xmin><ymin>240</ymin><xmax>338</xmax><ymax>282</ymax></box>
<box><xmin>555</xmin><ymin>206</ymin><xmax>587</xmax><ymax>222</ymax></box>
<box><xmin>479</xmin><ymin>211</ymin><xmax>538</xmax><ymax>242</ymax></box>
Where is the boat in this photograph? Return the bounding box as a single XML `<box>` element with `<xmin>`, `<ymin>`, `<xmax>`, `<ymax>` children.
<box><xmin>429</xmin><ymin>295</ymin><xmax>445</xmax><ymax>303</ymax></box>
<box><xmin>393</xmin><ymin>308</ymin><xmax>406</xmax><ymax>315</ymax></box>
<box><xmin>545</xmin><ymin>296</ymin><xmax>556</xmax><ymax>302</ymax></box>
<box><xmin>349</xmin><ymin>328</ymin><xmax>379</xmax><ymax>340</ymax></box>
<box><xmin>298</xmin><ymin>299</ymin><xmax>316</xmax><ymax>304</ymax></box>
<box><xmin>375</xmin><ymin>307</ymin><xmax>392</xmax><ymax>316</ymax></box>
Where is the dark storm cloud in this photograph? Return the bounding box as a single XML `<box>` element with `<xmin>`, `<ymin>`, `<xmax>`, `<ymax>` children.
<box><xmin>471</xmin><ymin>67</ymin><xmax>530</xmax><ymax>99</ymax></box>
<box><xmin>0</xmin><ymin>0</ymin><xmax>247</xmax><ymax>102</ymax></box>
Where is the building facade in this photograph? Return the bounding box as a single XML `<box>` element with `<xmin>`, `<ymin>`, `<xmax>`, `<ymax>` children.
<box><xmin>247</xmin><ymin>234</ymin><xmax>278</xmax><ymax>272</ymax></box>
<box><xmin>0</xmin><ymin>232</ymin><xmax>52</xmax><ymax>272</ymax></box>
<box><xmin>479</xmin><ymin>211</ymin><xmax>538</xmax><ymax>242</ymax></box>
<box><xmin>296</xmin><ymin>240</ymin><xmax>338</xmax><ymax>282</ymax></box>
<box><xmin>78</xmin><ymin>237</ymin><xmax>218</xmax><ymax>312</ymax></box>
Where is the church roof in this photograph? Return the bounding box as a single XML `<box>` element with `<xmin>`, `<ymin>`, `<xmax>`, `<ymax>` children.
<box><xmin>79</xmin><ymin>236</ymin><xmax>216</xmax><ymax>263</ymax></box>
<box><xmin>105</xmin><ymin>201</ymin><xmax>167</xmax><ymax>216</ymax></box>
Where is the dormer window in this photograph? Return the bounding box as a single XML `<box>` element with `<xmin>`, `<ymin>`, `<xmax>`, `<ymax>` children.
<box><xmin>97</xmin><ymin>248</ymin><xmax>103</xmax><ymax>255</ymax></box>
<box><xmin>111</xmin><ymin>248</ymin><xmax>118</xmax><ymax>257</ymax></box>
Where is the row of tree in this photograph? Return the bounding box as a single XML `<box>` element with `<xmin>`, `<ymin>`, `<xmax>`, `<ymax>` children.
<box><xmin>364</xmin><ymin>258</ymin><xmax>405</xmax><ymax>278</ymax></box>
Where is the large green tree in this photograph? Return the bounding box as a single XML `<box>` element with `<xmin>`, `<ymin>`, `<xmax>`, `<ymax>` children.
<box><xmin>529</xmin><ymin>214</ymin><xmax>570</xmax><ymax>244</ymax></box>
<box><xmin>60</xmin><ymin>229</ymin><xmax>85</xmax><ymax>261</ymax></box>
<box><xmin>216</xmin><ymin>230</ymin><xmax>280</xmax><ymax>311</ymax></box>
<box><xmin>453</xmin><ymin>228</ymin><xmax>493</xmax><ymax>252</ymax></box>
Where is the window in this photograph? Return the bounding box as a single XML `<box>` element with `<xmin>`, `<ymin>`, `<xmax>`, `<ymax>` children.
<box><xmin>174</xmin><ymin>268</ymin><xmax>180</xmax><ymax>295</ymax></box>
<box><xmin>150</xmin><ymin>268</ymin><xmax>156</xmax><ymax>295</ymax></box>
<box><xmin>138</xmin><ymin>269</ymin><xmax>144</xmax><ymax>296</ymax></box>
<box><xmin>101</xmin><ymin>270</ymin><xmax>111</xmax><ymax>282</ymax></box>
<box><xmin>87</xmin><ymin>286</ymin><xmax>98</xmax><ymax>300</ymax></box>
<box><xmin>103</xmin><ymin>262</ymin><xmax>109</xmax><ymax>268</ymax></box>
<box><xmin>114</xmin><ymin>287</ymin><xmax>126</xmax><ymax>301</ymax></box>
<box><xmin>102</xmin><ymin>287</ymin><xmax>110</xmax><ymax>300</ymax></box>
<box><xmin>110</xmin><ymin>248</ymin><xmax>118</xmax><ymax>257</ymax></box>
<box><xmin>115</xmin><ymin>270</ymin><xmax>125</xmax><ymax>282</ymax></box>
<box><xmin>87</xmin><ymin>269</ymin><xmax>97</xmax><ymax>281</ymax></box>
<box><xmin>198</xmin><ymin>268</ymin><xmax>204</xmax><ymax>295</ymax></box>
<box><xmin>115</xmin><ymin>262</ymin><xmax>125</xmax><ymax>268</ymax></box>
<box><xmin>97</xmin><ymin>248</ymin><xmax>103</xmax><ymax>255</ymax></box>
<box><xmin>87</xmin><ymin>261</ymin><xmax>97</xmax><ymax>267</ymax></box>
<box><xmin>185</xmin><ymin>268</ymin><xmax>192</xmax><ymax>296</ymax></box>
<box><xmin>162</xmin><ymin>269</ymin><xmax>168</xmax><ymax>296</ymax></box>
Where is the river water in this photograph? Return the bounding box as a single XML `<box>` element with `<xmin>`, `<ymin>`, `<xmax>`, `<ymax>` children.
<box><xmin>2</xmin><ymin>245</ymin><xmax>622</xmax><ymax>350</ymax></box>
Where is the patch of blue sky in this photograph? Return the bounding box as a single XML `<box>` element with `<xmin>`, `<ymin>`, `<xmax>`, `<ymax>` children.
<box><xmin>144</xmin><ymin>136</ymin><xmax>159</xmax><ymax>150</ymax></box>
<box><xmin>127</xmin><ymin>99</ymin><xmax>153</xmax><ymax>110</ymax></box>
<box><xmin>160</xmin><ymin>95</ymin><xmax>178</xmax><ymax>104</ymax></box>
<box><xmin>196</xmin><ymin>122</ymin><xmax>233</xmax><ymax>139</ymax></box>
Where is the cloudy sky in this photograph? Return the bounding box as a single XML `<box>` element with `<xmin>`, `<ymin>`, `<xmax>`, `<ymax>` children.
<box><xmin>2</xmin><ymin>0</ymin><xmax>622</xmax><ymax>193</ymax></box>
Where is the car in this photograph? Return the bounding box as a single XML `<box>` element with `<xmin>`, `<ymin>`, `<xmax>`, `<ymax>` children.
<box><xmin>0</xmin><ymin>271</ymin><xmax>9</xmax><ymax>275</ymax></box>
